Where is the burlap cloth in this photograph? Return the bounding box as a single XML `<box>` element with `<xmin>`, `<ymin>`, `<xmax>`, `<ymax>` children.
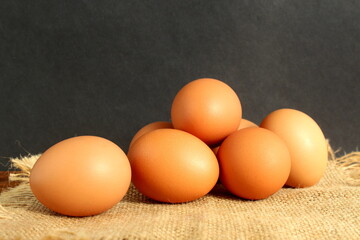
<box><xmin>0</xmin><ymin>146</ymin><xmax>359</xmax><ymax>240</ymax></box>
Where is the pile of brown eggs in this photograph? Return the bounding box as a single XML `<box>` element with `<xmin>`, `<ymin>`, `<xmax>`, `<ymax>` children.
<box><xmin>29</xmin><ymin>78</ymin><xmax>328</xmax><ymax>217</ymax></box>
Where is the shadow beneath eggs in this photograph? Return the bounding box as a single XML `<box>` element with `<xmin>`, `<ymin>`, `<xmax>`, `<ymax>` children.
<box><xmin>122</xmin><ymin>184</ymin><xmax>161</xmax><ymax>204</ymax></box>
<box><xmin>122</xmin><ymin>183</ymin><xmax>273</xmax><ymax>204</ymax></box>
<box><xmin>208</xmin><ymin>183</ymin><xmax>244</xmax><ymax>201</ymax></box>
<box><xmin>122</xmin><ymin>183</ymin><xmax>245</xmax><ymax>205</ymax></box>
<box><xmin>208</xmin><ymin>183</ymin><xmax>275</xmax><ymax>202</ymax></box>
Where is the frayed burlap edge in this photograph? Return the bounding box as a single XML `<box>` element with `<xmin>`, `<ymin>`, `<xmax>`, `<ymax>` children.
<box><xmin>8</xmin><ymin>154</ymin><xmax>41</xmax><ymax>182</ymax></box>
<box><xmin>0</xmin><ymin>140</ymin><xmax>359</xmax><ymax>220</ymax></box>
<box><xmin>327</xmin><ymin>140</ymin><xmax>360</xmax><ymax>186</ymax></box>
<box><xmin>0</xmin><ymin>154</ymin><xmax>41</xmax><ymax>219</ymax></box>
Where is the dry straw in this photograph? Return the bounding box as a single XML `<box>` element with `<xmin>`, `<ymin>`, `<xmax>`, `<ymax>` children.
<box><xmin>0</xmin><ymin>140</ymin><xmax>359</xmax><ymax>240</ymax></box>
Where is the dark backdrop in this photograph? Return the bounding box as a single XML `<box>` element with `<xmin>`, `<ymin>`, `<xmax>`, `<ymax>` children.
<box><xmin>1</xmin><ymin>0</ymin><xmax>359</xmax><ymax>170</ymax></box>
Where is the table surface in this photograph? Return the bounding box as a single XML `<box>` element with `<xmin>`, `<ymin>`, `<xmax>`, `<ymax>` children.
<box><xmin>0</xmin><ymin>171</ymin><xmax>21</xmax><ymax>193</ymax></box>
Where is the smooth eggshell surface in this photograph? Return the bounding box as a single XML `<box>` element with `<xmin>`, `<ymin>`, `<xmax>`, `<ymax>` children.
<box><xmin>128</xmin><ymin>121</ymin><xmax>173</xmax><ymax>150</ymax></box>
<box><xmin>238</xmin><ymin>119</ymin><xmax>258</xmax><ymax>130</ymax></box>
<box><xmin>127</xmin><ymin>128</ymin><xmax>219</xmax><ymax>203</ymax></box>
<box><xmin>171</xmin><ymin>78</ymin><xmax>242</xmax><ymax>146</ymax></box>
<box><xmin>260</xmin><ymin>108</ymin><xmax>328</xmax><ymax>188</ymax></box>
<box><xmin>30</xmin><ymin>136</ymin><xmax>131</xmax><ymax>216</ymax></box>
<box><xmin>212</xmin><ymin>118</ymin><xmax>257</xmax><ymax>156</ymax></box>
<box><xmin>218</xmin><ymin>127</ymin><xmax>291</xmax><ymax>200</ymax></box>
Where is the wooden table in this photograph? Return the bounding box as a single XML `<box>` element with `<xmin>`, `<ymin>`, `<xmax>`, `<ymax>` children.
<box><xmin>0</xmin><ymin>171</ymin><xmax>21</xmax><ymax>193</ymax></box>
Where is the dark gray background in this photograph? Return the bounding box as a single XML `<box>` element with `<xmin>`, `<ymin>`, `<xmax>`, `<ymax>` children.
<box><xmin>1</xmin><ymin>0</ymin><xmax>359</xmax><ymax>170</ymax></box>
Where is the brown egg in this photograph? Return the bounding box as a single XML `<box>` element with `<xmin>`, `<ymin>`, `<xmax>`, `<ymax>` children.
<box><xmin>30</xmin><ymin>136</ymin><xmax>131</xmax><ymax>217</ymax></box>
<box><xmin>171</xmin><ymin>78</ymin><xmax>242</xmax><ymax>146</ymax></box>
<box><xmin>127</xmin><ymin>128</ymin><xmax>219</xmax><ymax>203</ymax></box>
<box><xmin>238</xmin><ymin>118</ymin><xmax>258</xmax><ymax>130</ymax></box>
<box><xmin>212</xmin><ymin>118</ymin><xmax>257</xmax><ymax>156</ymax></box>
<box><xmin>129</xmin><ymin>121</ymin><xmax>173</xmax><ymax>149</ymax></box>
<box><xmin>218</xmin><ymin>128</ymin><xmax>291</xmax><ymax>200</ymax></box>
<box><xmin>260</xmin><ymin>108</ymin><xmax>328</xmax><ymax>188</ymax></box>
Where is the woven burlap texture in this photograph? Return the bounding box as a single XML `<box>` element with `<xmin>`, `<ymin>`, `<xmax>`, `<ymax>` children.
<box><xmin>0</xmin><ymin>152</ymin><xmax>359</xmax><ymax>240</ymax></box>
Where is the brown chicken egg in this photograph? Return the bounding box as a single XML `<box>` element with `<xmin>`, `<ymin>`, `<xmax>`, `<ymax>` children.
<box><xmin>260</xmin><ymin>108</ymin><xmax>328</xmax><ymax>188</ymax></box>
<box><xmin>127</xmin><ymin>128</ymin><xmax>219</xmax><ymax>203</ymax></box>
<box><xmin>218</xmin><ymin>127</ymin><xmax>291</xmax><ymax>200</ymax></box>
<box><xmin>171</xmin><ymin>78</ymin><xmax>242</xmax><ymax>146</ymax></box>
<box><xmin>30</xmin><ymin>136</ymin><xmax>131</xmax><ymax>217</ymax></box>
<box><xmin>238</xmin><ymin>118</ymin><xmax>258</xmax><ymax>129</ymax></box>
<box><xmin>129</xmin><ymin>121</ymin><xmax>173</xmax><ymax>149</ymax></box>
<box><xmin>212</xmin><ymin>118</ymin><xmax>258</xmax><ymax>156</ymax></box>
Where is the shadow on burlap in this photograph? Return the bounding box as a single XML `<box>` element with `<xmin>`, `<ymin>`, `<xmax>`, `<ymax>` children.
<box><xmin>0</xmin><ymin>148</ymin><xmax>359</xmax><ymax>240</ymax></box>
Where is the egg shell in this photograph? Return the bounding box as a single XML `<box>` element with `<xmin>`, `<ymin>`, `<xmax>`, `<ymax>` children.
<box><xmin>238</xmin><ymin>118</ymin><xmax>258</xmax><ymax>129</ymax></box>
<box><xmin>127</xmin><ymin>128</ymin><xmax>219</xmax><ymax>203</ymax></box>
<box><xmin>218</xmin><ymin>127</ymin><xmax>291</xmax><ymax>200</ymax></box>
<box><xmin>260</xmin><ymin>108</ymin><xmax>328</xmax><ymax>188</ymax></box>
<box><xmin>171</xmin><ymin>78</ymin><xmax>242</xmax><ymax>146</ymax></box>
<box><xmin>30</xmin><ymin>136</ymin><xmax>131</xmax><ymax>217</ymax></box>
<box><xmin>212</xmin><ymin>118</ymin><xmax>258</xmax><ymax>156</ymax></box>
<box><xmin>129</xmin><ymin>121</ymin><xmax>173</xmax><ymax>149</ymax></box>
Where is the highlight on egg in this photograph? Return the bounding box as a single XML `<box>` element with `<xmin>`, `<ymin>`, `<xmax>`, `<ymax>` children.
<box><xmin>30</xmin><ymin>136</ymin><xmax>131</xmax><ymax>217</ymax></box>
